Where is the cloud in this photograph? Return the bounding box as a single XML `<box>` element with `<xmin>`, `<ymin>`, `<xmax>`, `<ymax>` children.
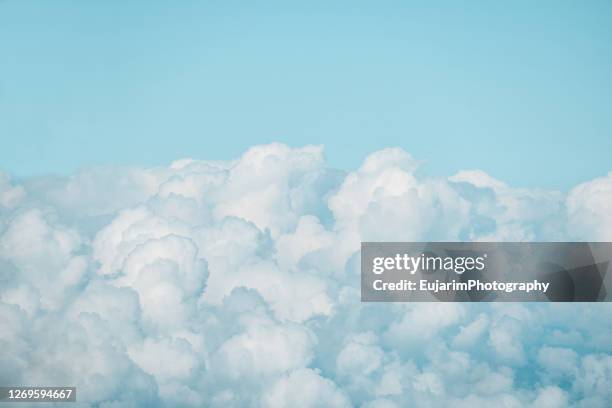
<box><xmin>261</xmin><ymin>368</ymin><xmax>351</xmax><ymax>408</ymax></box>
<box><xmin>329</xmin><ymin>148</ymin><xmax>470</xmax><ymax>242</ymax></box>
<box><xmin>537</xmin><ymin>346</ymin><xmax>579</xmax><ymax>379</ymax></box>
<box><xmin>452</xmin><ymin>313</ymin><xmax>489</xmax><ymax>349</ymax></box>
<box><xmin>488</xmin><ymin>317</ymin><xmax>526</xmax><ymax>365</ymax></box>
<box><xmin>449</xmin><ymin>170</ymin><xmax>565</xmax><ymax>241</ymax></box>
<box><xmin>0</xmin><ymin>143</ymin><xmax>611</xmax><ymax>406</ymax></box>
<box><xmin>567</xmin><ymin>171</ymin><xmax>612</xmax><ymax>241</ymax></box>
<box><xmin>572</xmin><ymin>354</ymin><xmax>612</xmax><ymax>407</ymax></box>
<box><xmin>532</xmin><ymin>386</ymin><xmax>569</xmax><ymax>408</ymax></box>
<box><xmin>214</xmin><ymin>314</ymin><xmax>316</xmax><ymax>379</ymax></box>
<box><xmin>336</xmin><ymin>332</ymin><xmax>384</xmax><ymax>377</ymax></box>
<box><xmin>0</xmin><ymin>208</ymin><xmax>87</xmax><ymax>313</ymax></box>
<box><xmin>0</xmin><ymin>173</ymin><xmax>25</xmax><ymax>209</ymax></box>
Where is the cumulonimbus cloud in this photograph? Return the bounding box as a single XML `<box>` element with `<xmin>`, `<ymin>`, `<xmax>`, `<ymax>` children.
<box><xmin>0</xmin><ymin>143</ymin><xmax>611</xmax><ymax>407</ymax></box>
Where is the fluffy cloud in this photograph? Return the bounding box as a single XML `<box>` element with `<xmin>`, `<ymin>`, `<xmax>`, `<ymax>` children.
<box><xmin>0</xmin><ymin>208</ymin><xmax>87</xmax><ymax>313</ymax></box>
<box><xmin>330</xmin><ymin>148</ymin><xmax>470</xmax><ymax>242</ymax></box>
<box><xmin>0</xmin><ymin>143</ymin><xmax>610</xmax><ymax>406</ymax></box>
<box><xmin>214</xmin><ymin>315</ymin><xmax>316</xmax><ymax>379</ymax></box>
<box><xmin>567</xmin><ymin>171</ymin><xmax>612</xmax><ymax>241</ymax></box>
<box><xmin>449</xmin><ymin>170</ymin><xmax>565</xmax><ymax>241</ymax></box>
<box><xmin>0</xmin><ymin>173</ymin><xmax>25</xmax><ymax>209</ymax></box>
<box><xmin>261</xmin><ymin>368</ymin><xmax>350</xmax><ymax>408</ymax></box>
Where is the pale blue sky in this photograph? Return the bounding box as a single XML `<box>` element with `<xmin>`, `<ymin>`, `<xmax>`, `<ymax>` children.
<box><xmin>1</xmin><ymin>0</ymin><xmax>611</xmax><ymax>189</ymax></box>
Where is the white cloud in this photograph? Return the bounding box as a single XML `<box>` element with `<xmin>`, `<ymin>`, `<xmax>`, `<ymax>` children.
<box><xmin>212</xmin><ymin>143</ymin><xmax>327</xmax><ymax>236</ymax></box>
<box><xmin>214</xmin><ymin>315</ymin><xmax>316</xmax><ymax>379</ymax></box>
<box><xmin>0</xmin><ymin>172</ymin><xmax>25</xmax><ymax>209</ymax></box>
<box><xmin>261</xmin><ymin>368</ymin><xmax>351</xmax><ymax>408</ymax></box>
<box><xmin>567</xmin><ymin>171</ymin><xmax>612</xmax><ymax>240</ymax></box>
<box><xmin>128</xmin><ymin>337</ymin><xmax>201</xmax><ymax>383</ymax></box>
<box><xmin>412</xmin><ymin>371</ymin><xmax>445</xmax><ymax>396</ymax></box>
<box><xmin>537</xmin><ymin>346</ymin><xmax>579</xmax><ymax>378</ymax></box>
<box><xmin>0</xmin><ymin>143</ymin><xmax>611</xmax><ymax>406</ymax></box>
<box><xmin>0</xmin><ymin>209</ymin><xmax>87</xmax><ymax>312</ymax></box>
<box><xmin>532</xmin><ymin>386</ymin><xmax>569</xmax><ymax>408</ymax></box>
<box><xmin>450</xmin><ymin>170</ymin><xmax>565</xmax><ymax>241</ymax></box>
<box><xmin>329</xmin><ymin>148</ymin><xmax>470</xmax><ymax>242</ymax></box>
<box><xmin>336</xmin><ymin>332</ymin><xmax>384</xmax><ymax>377</ymax></box>
<box><xmin>572</xmin><ymin>354</ymin><xmax>612</xmax><ymax>407</ymax></box>
<box><xmin>386</xmin><ymin>303</ymin><xmax>465</xmax><ymax>345</ymax></box>
<box><xmin>452</xmin><ymin>313</ymin><xmax>489</xmax><ymax>349</ymax></box>
<box><xmin>488</xmin><ymin>317</ymin><xmax>526</xmax><ymax>365</ymax></box>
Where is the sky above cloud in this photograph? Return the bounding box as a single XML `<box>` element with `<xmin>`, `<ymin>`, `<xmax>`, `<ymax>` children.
<box><xmin>1</xmin><ymin>1</ymin><xmax>612</xmax><ymax>188</ymax></box>
<box><xmin>1</xmin><ymin>143</ymin><xmax>611</xmax><ymax>407</ymax></box>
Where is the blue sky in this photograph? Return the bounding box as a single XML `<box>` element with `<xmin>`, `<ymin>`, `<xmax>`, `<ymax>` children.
<box><xmin>1</xmin><ymin>0</ymin><xmax>611</xmax><ymax>189</ymax></box>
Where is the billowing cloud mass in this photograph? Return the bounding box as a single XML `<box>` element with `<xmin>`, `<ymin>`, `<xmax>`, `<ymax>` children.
<box><xmin>0</xmin><ymin>143</ymin><xmax>611</xmax><ymax>407</ymax></box>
